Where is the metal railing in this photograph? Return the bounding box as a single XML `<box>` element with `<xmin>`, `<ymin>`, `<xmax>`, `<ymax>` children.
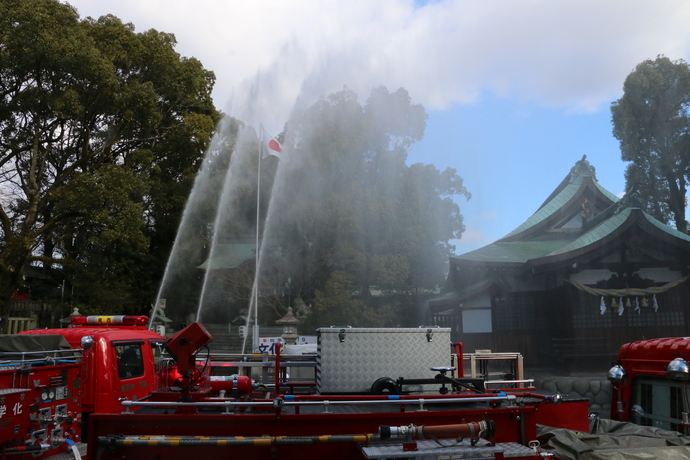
<box><xmin>0</xmin><ymin>348</ymin><xmax>82</xmax><ymax>367</ymax></box>
<box><xmin>192</xmin><ymin>351</ymin><xmax>530</xmax><ymax>391</ymax></box>
<box><xmin>202</xmin><ymin>352</ymin><xmax>318</xmax><ymax>386</ymax></box>
<box><xmin>120</xmin><ymin>393</ymin><xmax>517</xmax><ymax>414</ymax></box>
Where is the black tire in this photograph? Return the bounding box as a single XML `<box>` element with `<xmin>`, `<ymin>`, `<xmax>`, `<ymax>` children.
<box><xmin>370</xmin><ymin>377</ymin><xmax>399</xmax><ymax>395</ymax></box>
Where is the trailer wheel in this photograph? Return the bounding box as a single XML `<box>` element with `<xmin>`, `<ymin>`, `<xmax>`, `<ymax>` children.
<box><xmin>370</xmin><ymin>377</ymin><xmax>399</xmax><ymax>395</ymax></box>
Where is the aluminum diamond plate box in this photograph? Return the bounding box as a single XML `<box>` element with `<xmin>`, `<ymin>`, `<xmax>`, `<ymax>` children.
<box><xmin>316</xmin><ymin>327</ymin><xmax>451</xmax><ymax>394</ymax></box>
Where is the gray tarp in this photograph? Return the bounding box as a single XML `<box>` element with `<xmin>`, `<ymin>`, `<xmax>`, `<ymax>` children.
<box><xmin>0</xmin><ymin>334</ymin><xmax>73</xmax><ymax>361</ymax></box>
<box><xmin>538</xmin><ymin>418</ymin><xmax>690</xmax><ymax>460</ymax></box>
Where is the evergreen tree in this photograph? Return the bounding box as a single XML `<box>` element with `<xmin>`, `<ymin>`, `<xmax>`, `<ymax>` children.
<box><xmin>0</xmin><ymin>0</ymin><xmax>219</xmax><ymax>328</ymax></box>
<box><xmin>263</xmin><ymin>87</ymin><xmax>469</xmax><ymax>328</ymax></box>
<box><xmin>611</xmin><ymin>56</ymin><xmax>690</xmax><ymax>232</ymax></box>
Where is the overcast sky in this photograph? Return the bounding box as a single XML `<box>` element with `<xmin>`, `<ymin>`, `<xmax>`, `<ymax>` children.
<box><xmin>64</xmin><ymin>0</ymin><xmax>690</xmax><ymax>252</ymax></box>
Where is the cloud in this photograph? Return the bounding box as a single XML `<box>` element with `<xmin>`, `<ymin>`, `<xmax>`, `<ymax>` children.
<box><xmin>66</xmin><ymin>0</ymin><xmax>690</xmax><ymax>129</ymax></box>
<box><xmin>456</xmin><ymin>229</ymin><xmax>492</xmax><ymax>245</ymax></box>
<box><xmin>452</xmin><ymin>230</ymin><xmax>494</xmax><ymax>255</ymax></box>
<box><xmin>453</xmin><ymin>211</ymin><xmax>500</xmax><ymax>253</ymax></box>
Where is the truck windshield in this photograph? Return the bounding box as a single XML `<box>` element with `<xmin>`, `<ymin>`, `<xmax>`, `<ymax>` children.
<box><xmin>116</xmin><ymin>343</ymin><xmax>145</xmax><ymax>380</ymax></box>
<box><xmin>630</xmin><ymin>376</ymin><xmax>687</xmax><ymax>431</ymax></box>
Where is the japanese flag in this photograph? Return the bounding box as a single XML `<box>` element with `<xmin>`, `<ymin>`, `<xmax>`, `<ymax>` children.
<box><xmin>262</xmin><ymin>133</ymin><xmax>284</xmax><ymax>160</ymax></box>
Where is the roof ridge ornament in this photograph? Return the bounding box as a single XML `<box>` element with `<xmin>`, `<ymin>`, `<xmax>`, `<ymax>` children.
<box><xmin>614</xmin><ymin>191</ymin><xmax>643</xmax><ymax>213</ymax></box>
<box><xmin>569</xmin><ymin>155</ymin><xmax>597</xmax><ymax>182</ymax></box>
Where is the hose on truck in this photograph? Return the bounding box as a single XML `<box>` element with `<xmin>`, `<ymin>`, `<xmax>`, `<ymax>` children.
<box><xmin>65</xmin><ymin>438</ymin><xmax>83</xmax><ymax>460</ymax></box>
<box><xmin>99</xmin><ymin>433</ymin><xmax>378</xmax><ymax>448</ymax></box>
<box><xmin>97</xmin><ymin>420</ymin><xmax>496</xmax><ymax>450</ymax></box>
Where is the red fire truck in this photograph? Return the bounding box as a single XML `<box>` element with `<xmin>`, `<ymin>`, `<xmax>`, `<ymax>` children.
<box><xmin>0</xmin><ymin>315</ymin><xmax>164</xmax><ymax>458</ymax></box>
<box><xmin>608</xmin><ymin>337</ymin><xmax>690</xmax><ymax>432</ymax></box>
<box><xmin>85</xmin><ymin>323</ymin><xmax>591</xmax><ymax>460</ymax></box>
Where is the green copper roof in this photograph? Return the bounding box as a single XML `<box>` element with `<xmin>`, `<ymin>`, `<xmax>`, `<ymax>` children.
<box><xmin>198</xmin><ymin>236</ymin><xmax>286</xmax><ymax>270</ymax></box>
<box><xmin>547</xmin><ymin>208</ymin><xmax>632</xmax><ymax>256</ymax></box>
<box><xmin>456</xmin><ymin>205</ymin><xmax>690</xmax><ymax>267</ymax></box>
<box><xmin>545</xmin><ymin>208</ymin><xmax>690</xmax><ymax>258</ymax></box>
<box><xmin>453</xmin><ymin>157</ymin><xmax>690</xmax><ymax>267</ymax></box>
<box><xmin>593</xmin><ymin>182</ymin><xmax>619</xmax><ymax>203</ymax></box>
<box><xmin>455</xmin><ymin>239</ymin><xmax>571</xmax><ymax>264</ymax></box>
<box><xmin>430</xmin><ymin>276</ymin><xmax>504</xmax><ymax>311</ymax></box>
<box><xmin>502</xmin><ymin>180</ymin><xmax>582</xmax><ymax>239</ymax></box>
<box><xmin>646</xmin><ymin>213</ymin><xmax>690</xmax><ymax>243</ymax></box>
<box><xmin>502</xmin><ymin>157</ymin><xmax>618</xmax><ymax>240</ymax></box>
<box><xmin>197</xmin><ymin>242</ymin><xmax>257</xmax><ymax>270</ymax></box>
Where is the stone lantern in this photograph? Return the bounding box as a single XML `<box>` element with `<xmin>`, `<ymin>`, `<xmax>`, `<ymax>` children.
<box><xmin>276</xmin><ymin>307</ymin><xmax>301</xmax><ymax>345</ymax></box>
<box><xmin>59</xmin><ymin>307</ymin><xmax>81</xmax><ymax>326</ymax></box>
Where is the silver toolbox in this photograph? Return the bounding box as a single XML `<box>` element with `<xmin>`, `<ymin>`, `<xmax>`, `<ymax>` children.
<box><xmin>316</xmin><ymin>327</ymin><xmax>451</xmax><ymax>394</ymax></box>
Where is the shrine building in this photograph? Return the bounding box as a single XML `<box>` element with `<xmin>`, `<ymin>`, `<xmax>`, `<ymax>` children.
<box><xmin>430</xmin><ymin>156</ymin><xmax>690</xmax><ymax>369</ymax></box>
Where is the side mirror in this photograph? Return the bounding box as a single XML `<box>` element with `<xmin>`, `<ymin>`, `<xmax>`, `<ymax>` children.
<box><xmin>607</xmin><ymin>364</ymin><xmax>626</xmax><ymax>384</ymax></box>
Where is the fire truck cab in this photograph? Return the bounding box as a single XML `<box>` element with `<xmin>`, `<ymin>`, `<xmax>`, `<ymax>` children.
<box><xmin>608</xmin><ymin>337</ymin><xmax>690</xmax><ymax>432</ymax></box>
<box><xmin>1</xmin><ymin>315</ymin><xmax>164</xmax><ymax>458</ymax></box>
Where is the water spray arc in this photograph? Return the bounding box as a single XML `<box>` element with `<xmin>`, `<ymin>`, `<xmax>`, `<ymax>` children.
<box><xmin>149</xmin><ymin>85</ymin><xmax>456</xmax><ymax>347</ymax></box>
<box><xmin>242</xmin><ymin>125</ymin><xmax>285</xmax><ymax>353</ymax></box>
<box><xmin>149</xmin><ymin>137</ymin><xmax>226</xmax><ymax>330</ymax></box>
<box><xmin>149</xmin><ymin>119</ymin><xmax>239</xmax><ymax>331</ymax></box>
<box><xmin>150</xmin><ymin>115</ymin><xmax>283</xmax><ymax>354</ymax></box>
<box><xmin>195</xmin><ymin>127</ymin><xmax>250</xmax><ymax>323</ymax></box>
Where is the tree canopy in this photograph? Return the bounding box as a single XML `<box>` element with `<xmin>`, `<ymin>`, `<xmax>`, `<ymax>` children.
<box><xmin>0</xmin><ymin>0</ymin><xmax>219</xmax><ymax>329</ymax></box>
<box><xmin>257</xmin><ymin>86</ymin><xmax>470</xmax><ymax>328</ymax></box>
<box><xmin>0</xmin><ymin>0</ymin><xmax>469</xmax><ymax>332</ymax></box>
<box><xmin>611</xmin><ymin>56</ymin><xmax>690</xmax><ymax>232</ymax></box>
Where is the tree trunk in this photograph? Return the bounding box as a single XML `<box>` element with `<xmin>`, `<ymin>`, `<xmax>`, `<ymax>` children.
<box><xmin>666</xmin><ymin>173</ymin><xmax>687</xmax><ymax>233</ymax></box>
<box><xmin>0</xmin><ymin>242</ymin><xmax>31</xmax><ymax>334</ymax></box>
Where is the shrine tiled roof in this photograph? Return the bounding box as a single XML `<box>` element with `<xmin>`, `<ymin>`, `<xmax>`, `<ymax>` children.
<box><xmin>197</xmin><ymin>242</ymin><xmax>256</xmax><ymax>269</ymax></box>
<box><xmin>544</xmin><ymin>206</ymin><xmax>690</xmax><ymax>258</ymax></box>
<box><xmin>545</xmin><ymin>208</ymin><xmax>633</xmax><ymax>256</ymax></box>
<box><xmin>197</xmin><ymin>240</ymin><xmax>283</xmax><ymax>270</ymax></box>
<box><xmin>452</xmin><ymin>239</ymin><xmax>569</xmax><ymax>265</ymax></box>
<box><xmin>452</xmin><ymin>157</ymin><xmax>690</xmax><ymax>268</ymax></box>
<box><xmin>429</xmin><ymin>276</ymin><xmax>504</xmax><ymax>312</ymax></box>
<box><xmin>502</xmin><ymin>157</ymin><xmax>619</xmax><ymax>240</ymax></box>
<box><xmin>646</xmin><ymin>212</ymin><xmax>690</xmax><ymax>243</ymax></box>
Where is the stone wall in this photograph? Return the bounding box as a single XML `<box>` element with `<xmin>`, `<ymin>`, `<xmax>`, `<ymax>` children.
<box><xmin>532</xmin><ymin>375</ymin><xmax>612</xmax><ymax>417</ymax></box>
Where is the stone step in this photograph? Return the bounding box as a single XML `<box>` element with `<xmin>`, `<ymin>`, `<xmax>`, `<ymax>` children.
<box><xmin>201</xmin><ymin>324</ymin><xmax>286</xmax><ymax>354</ymax></box>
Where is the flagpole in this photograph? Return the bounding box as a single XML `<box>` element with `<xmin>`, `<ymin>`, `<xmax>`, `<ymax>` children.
<box><xmin>253</xmin><ymin>125</ymin><xmax>263</xmax><ymax>354</ymax></box>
